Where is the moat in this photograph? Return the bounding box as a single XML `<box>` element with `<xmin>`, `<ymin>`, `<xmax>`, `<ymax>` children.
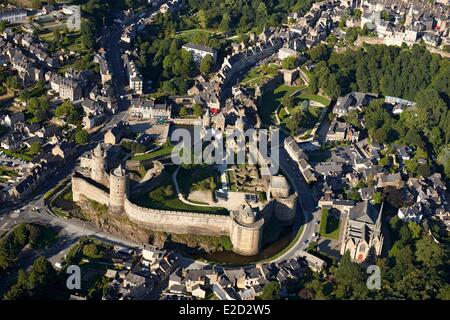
<box><xmin>165</xmin><ymin>216</ymin><xmax>296</xmax><ymax>265</ymax></box>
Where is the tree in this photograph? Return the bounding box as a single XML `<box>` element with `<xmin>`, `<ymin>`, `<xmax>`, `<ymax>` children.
<box><xmin>259</xmin><ymin>282</ymin><xmax>280</xmax><ymax>300</ymax></box>
<box><xmin>281</xmin><ymin>95</ymin><xmax>294</xmax><ymax>109</ymax></box>
<box><xmin>74</xmin><ymin>128</ymin><xmax>89</xmax><ymax>145</ymax></box>
<box><xmin>286</xmin><ymin>108</ymin><xmax>306</xmax><ymax>135</ymax></box>
<box><xmin>200</xmin><ymin>55</ymin><xmax>213</xmax><ymax>76</ymax></box>
<box><xmin>27</xmin><ymin>257</ymin><xmax>57</xmax><ymax>297</ymax></box>
<box><xmin>219</xmin><ymin>13</ymin><xmax>231</xmax><ymax>33</ymax></box>
<box><xmin>407</xmin><ymin>222</ymin><xmax>422</xmax><ymax>240</ymax></box>
<box><xmin>179</xmin><ymin>107</ymin><xmax>189</xmax><ymax>118</ymax></box>
<box><xmin>193</xmin><ymin>104</ymin><xmax>203</xmax><ymax>118</ymax></box>
<box><xmin>197</xmin><ymin>10</ymin><xmax>208</xmax><ymax>29</ymax></box>
<box><xmin>82</xmin><ymin>243</ymin><xmax>104</xmax><ymax>259</ymax></box>
<box><xmin>55</xmin><ymin>101</ymin><xmax>82</xmax><ymax>125</ymax></box>
<box><xmin>0</xmin><ymin>21</ymin><xmax>8</xmax><ymax>33</ymax></box>
<box><xmin>5</xmin><ymin>76</ymin><xmax>20</xmax><ymax>91</ymax></box>
<box><xmin>281</xmin><ymin>56</ymin><xmax>297</xmax><ymax>70</ymax></box>
<box><xmin>3</xmin><ymin>270</ymin><xmax>29</xmax><ymax>300</ymax></box>
<box><xmin>27</xmin><ymin>142</ymin><xmax>41</xmax><ymax>156</ymax></box>
<box><xmin>335</xmin><ymin>252</ymin><xmax>365</xmax><ymax>298</ymax></box>
<box><xmin>27</xmin><ymin>96</ymin><xmax>50</xmax><ymax>122</ymax></box>
<box><xmin>415</xmin><ymin>236</ymin><xmax>445</xmax><ymax>268</ymax></box>
<box><xmin>80</xmin><ymin>19</ymin><xmax>96</xmax><ymax>50</ymax></box>
<box><xmin>372</xmin><ymin>192</ymin><xmax>383</xmax><ymax>205</ymax></box>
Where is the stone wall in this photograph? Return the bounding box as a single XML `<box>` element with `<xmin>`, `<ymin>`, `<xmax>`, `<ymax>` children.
<box><xmin>73</xmin><ymin>174</ymin><xmax>268</xmax><ymax>256</ymax></box>
<box><xmin>230</xmin><ymin>217</ymin><xmax>264</xmax><ymax>256</ymax></box>
<box><xmin>273</xmin><ymin>193</ymin><xmax>297</xmax><ymax>224</ymax></box>
<box><xmin>124</xmin><ymin>197</ymin><xmax>231</xmax><ymax>236</ymax></box>
<box><xmin>72</xmin><ymin>176</ymin><xmax>110</xmax><ymax>206</ymax></box>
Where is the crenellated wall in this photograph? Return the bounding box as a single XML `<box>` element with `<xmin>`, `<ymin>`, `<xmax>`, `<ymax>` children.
<box><xmin>72</xmin><ymin>172</ymin><xmax>290</xmax><ymax>256</ymax></box>
<box><xmin>72</xmin><ymin>176</ymin><xmax>110</xmax><ymax>206</ymax></box>
<box><xmin>123</xmin><ymin>197</ymin><xmax>231</xmax><ymax>236</ymax></box>
<box><xmin>273</xmin><ymin>193</ymin><xmax>298</xmax><ymax>224</ymax></box>
<box><xmin>230</xmin><ymin>217</ymin><xmax>264</xmax><ymax>256</ymax></box>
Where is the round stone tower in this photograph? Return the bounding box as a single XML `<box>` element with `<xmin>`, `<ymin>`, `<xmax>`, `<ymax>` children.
<box><xmin>269</xmin><ymin>175</ymin><xmax>297</xmax><ymax>225</ymax></box>
<box><xmin>91</xmin><ymin>143</ymin><xmax>105</xmax><ymax>183</ymax></box>
<box><xmin>230</xmin><ymin>202</ymin><xmax>264</xmax><ymax>256</ymax></box>
<box><xmin>109</xmin><ymin>164</ymin><xmax>129</xmax><ymax>216</ymax></box>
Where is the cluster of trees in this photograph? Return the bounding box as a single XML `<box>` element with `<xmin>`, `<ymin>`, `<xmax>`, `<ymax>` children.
<box><xmin>3</xmin><ymin>257</ymin><xmax>58</xmax><ymax>300</ymax></box>
<box><xmin>0</xmin><ymin>223</ymin><xmax>45</xmax><ymax>271</ymax></box>
<box><xmin>310</xmin><ymin>44</ymin><xmax>450</xmax><ymax>179</ymax></box>
<box><xmin>121</xmin><ymin>140</ymin><xmax>149</xmax><ymax>154</ymax></box>
<box><xmin>134</xmin><ymin>0</ymin><xmax>318</xmax><ymax>95</ymax></box>
<box><xmin>76</xmin><ymin>0</ymin><xmax>147</xmax><ymax>51</ymax></box>
<box><xmin>184</xmin><ymin>0</ymin><xmax>316</xmax><ymax>35</ymax></box>
<box><xmin>297</xmin><ymin>218</ymin><xmax>449</xmax><ymax>300</ymax></box>
<box><xmin>55</xmin><ymin>101</ymin><xmax>83</xmax><ymax>126</ymax></box>
<box><xmin>26</xmin><ymin>96</ymin><xmax>51</xmax><ymax>122</ymax></box>
<box><xmin>137</xmin><ymin>23</ymin><xmax>195</xmax><ymax>95</ymax></box>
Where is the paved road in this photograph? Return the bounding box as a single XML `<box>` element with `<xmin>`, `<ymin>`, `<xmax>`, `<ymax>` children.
<box><xmin>271</xmin><ymin>143</ymin><xmax>320</xmax><ymax>263</ymax></box>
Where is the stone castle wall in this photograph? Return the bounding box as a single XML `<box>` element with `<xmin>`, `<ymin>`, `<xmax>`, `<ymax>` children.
<box><xmin>273</xmin><ymin>193</ymin><xmax>298</xmax><ymax>224</ymax></box>
<box><xmin>230</xmin><ymin>218</ymin><xmax>264</xmax><ymax>256</ymax></box>
<box><xmin>123</xmin><ymin>197</ymin><xmax>231</xmax><ymax>236</ymax></box>
<box><xmin>72</xmin><ymin>173</ymin><xmax>286</xmax><ymax>256</ymax></box>
<box><xmin>72</xmin><ymin>176</ymin><xmax>110</xmax><ymax>206</ymax></box>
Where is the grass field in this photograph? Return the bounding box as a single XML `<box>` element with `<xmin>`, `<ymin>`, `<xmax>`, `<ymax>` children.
<box><xmin>133</xmin><ymin>172</ymin><xmax>228</xmax><ymax>215</ymax></box>
<box><xmin>320</xmin><ymin>209</ymin><xmax>341</xmax><ymax>239</ymax></box>
<box><xmin>241</xmin><ymin>64</ymin><xmax>281</xmax><ymax>87</ymax></box>
<box><xmin>132</xmin><ymin>144</ymin><xmax>173</xmax><ymax>161</ymax></box>
<box><xmin>259</xmin><ymin>84</ymin><xmax>306</xmax><ymax>125</ymax></box>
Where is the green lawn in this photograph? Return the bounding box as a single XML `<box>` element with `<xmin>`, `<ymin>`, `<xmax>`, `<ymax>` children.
<box><xmin>320</xmin><ymin>209</ymin><xmax>341</xmax><ymax>240</ymax></box>
<box><xmin>259</xmin><ymin>84</ymin><xmax>305</xmax><ymax>125</ymax></box>
<box><xmin>241</xmin><ymin>64</ymin><xmax>280</xmax><ymax>87</ymax></box>
<box><xmin>132</xmin><ymin>172</ymin><xmax>228</xmax><ymax>215</ymax></box>
<box><xmin>298</xmin><ymin>93</ymin><xmax>331</xmax><ymax>107</ymax></box>
<box><xmin>278</xmin><ymin>104</ymin><xmax>322</xmax><ymax>135</ymax></box>
<box><xmin>0</xmin><ymin>148</ymin><xmax>32</xmax><ymax>161</ymax></box>
<box><xmin>178</xmin><ymin>165</ymin><xmax>219</xmax><ymax>196</ymax></box>
<box><xmin>132</xmin><ymin>145</ymin><xmax>173</xmax><ymax>161</ymax></box>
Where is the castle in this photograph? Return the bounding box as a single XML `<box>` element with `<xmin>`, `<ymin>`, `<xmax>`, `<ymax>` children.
<box><xmin>72</xmin><ymin>143</ymin><xmax>298</xmax><ymax>256</ymax></box>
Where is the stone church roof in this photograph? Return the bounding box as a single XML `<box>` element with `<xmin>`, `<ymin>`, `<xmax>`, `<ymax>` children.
<box><xmin>349</xmin><ymin>200</ymin><xmax>379</xmax><ymax>225</ymax></box>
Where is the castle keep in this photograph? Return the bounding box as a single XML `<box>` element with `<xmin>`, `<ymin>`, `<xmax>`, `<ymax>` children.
<box><xmin>72</xmin><ymin>143</ymin><xmax>297</xmax><ymax>256</ymax></box>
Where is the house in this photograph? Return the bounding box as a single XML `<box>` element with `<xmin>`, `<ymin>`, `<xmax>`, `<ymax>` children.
<box><xmin>0</xmin><ymin>8</ymin><xmax>27</xmax><ymax>23</ymax></box>
<box><xmin>123</xmin><ymin>55</ymin><xmax>143</xmax><ymax>94</ymax></box>
<box><xmin>359</xmin><ymin>187</ymin><xmax>377</xmax><ymax>201</ymax></box>
<box><xmin>298</xmin><ymin>252</ymin><xmax>327</xmax><ymax>272</ymax></box>
<box><xmin>278</xmin><ymin>47</ymin><xmax>299</xmax><ymax>60</ymax></box>
<box><xmin>2</xmin><ymin>112</ymin><xmax>25</xmax><ymax>128</ymax></box>
<box><xmin>238</xmin><ymin>287</ymin><xmax>256</xmax><ymax>300</ymax></box>
<box><xmin>398</xmin><ymin>203</ymin><xmax>425</xmax><ymax>223</ymax></box>
<box><xmin>130</xmin><ymin>99</ymin><xmax>171</xmax><ymax>119</ymax></box>
<box><xmin>52</xmin><ymin>141</ymin><xmax>75</xmax><ymax>160</ymax></box>
<box><xmin>378</xmin><ymin>173</ymin><xmax>403</xmax><ymax>188</ymax></box>
<box><xmin>182</xmin><ymin>43</ymin><xmax>217</xmax><ymax>64</ymax></box>
<box><xmin>333</xmin><ymin>92</ymin><xmax>377</xmax><ymax>117</ymax></box>
<box><xmin>105</xmin><ymin>269</ymin><xmax>118</xmax><ymax>279</ymax></box>
<box><xmin>284</xmin><ymin>136</ymin><xmax>308</xmax><ymax>162</ymax></box>
<box><xmin>0</xmin><ymin>133</ymin><xmax>22</xmax><ymax>151</ymax></box>
<box><xmin>212</xmin><ymin>283</ymin><xmax>237</xmax><ymax>300</ymax></box>
<box><xmin>48</xmin><ymin>73</ymin><xmax>83</xmax><ymax>101</ymax></box>
<box><xmin>340</xmin><ymin>201</ymin><xmax>384</xmax><ymax>263</ymax></box>
<box><xmin>104</xmin><ymin>121</ymin><xmax>127</xmax><ymax>145</ymax></box>
<box><xmin>142</xmin><ymin>244</ymin><xmax>165</xmax><ymax>263</ymax></box>
<box><xmin>223</xmin><ymin>268</ymin><xmax>246</xmax><ymax>289</ymax></box>
<box><xmin>191</xmin><ymin>284</ymin><xmax>206</xmax><ymax>299</ymax></box>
